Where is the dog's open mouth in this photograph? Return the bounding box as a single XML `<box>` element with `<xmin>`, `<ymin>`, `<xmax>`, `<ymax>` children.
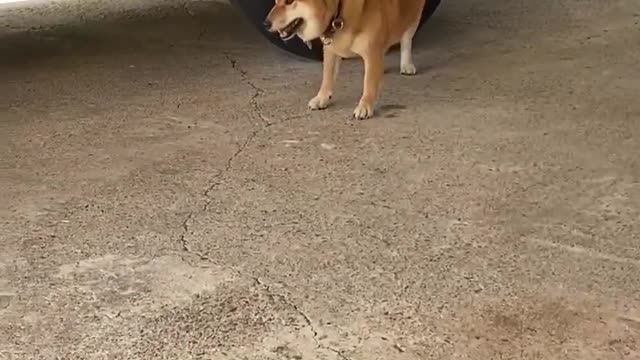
<box><xmin>279</xmin><ymin>18</ymin><xmax>303</xmax><ymax>40</ymax></box>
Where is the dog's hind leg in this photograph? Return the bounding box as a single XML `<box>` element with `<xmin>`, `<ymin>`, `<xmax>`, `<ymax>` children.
<box><xmin>400</xmin><ymin>22</ymin><xmax>420</xmax><ymax>76</ymax></box>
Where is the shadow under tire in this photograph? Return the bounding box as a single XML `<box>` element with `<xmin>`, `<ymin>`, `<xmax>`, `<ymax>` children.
<box><xmin>229</xmin><ymin>0</ymin><xmax>442</xmax><ymax>61</ymax></box>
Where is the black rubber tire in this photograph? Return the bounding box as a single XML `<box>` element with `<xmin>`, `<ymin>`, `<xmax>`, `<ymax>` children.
<box><xmin>229</xmin><ymin>0</ymin><xmax>442</xmax><ymax>61</ymax></box>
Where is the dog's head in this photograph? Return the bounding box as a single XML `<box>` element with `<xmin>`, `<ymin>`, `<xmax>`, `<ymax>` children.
<box><xmin>263</xmin><ymin>0</ymin><xmax>333</xmax><ymax>42</ymax></box>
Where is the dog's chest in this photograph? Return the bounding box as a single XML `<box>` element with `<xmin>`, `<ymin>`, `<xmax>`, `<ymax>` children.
<box><xmin>327</xmin><ymin>32</ymin><xmax>368</xmax><ymax>59</ymax></box>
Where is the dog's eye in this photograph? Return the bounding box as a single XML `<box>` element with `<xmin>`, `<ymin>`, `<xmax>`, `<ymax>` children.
<box><xmin>284</xmin><ymin>0</ymin><xmax>294</xmax><ymax>5</ymax></box>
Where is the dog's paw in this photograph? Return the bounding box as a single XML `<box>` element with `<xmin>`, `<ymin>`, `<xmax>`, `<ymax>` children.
<box><xmin>308</xmin><ymin>93</ymin><xmax>332</xmax><ymax>110</ymax></box>
<box><xmin>353</xmin><ymin>101</ymin><xmax>375</xmax><ymax>120</ymax></box>
<box><xmin>400</xmin><ymin>62</ymin><xmax>417</xmax><ymax>76</ymax></box>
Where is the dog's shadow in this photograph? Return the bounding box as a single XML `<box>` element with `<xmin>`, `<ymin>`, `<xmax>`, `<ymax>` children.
<box><xmin>378</xmin><ymin>104</ymin><xmax>408</xmax><ymax>118</ymax></box>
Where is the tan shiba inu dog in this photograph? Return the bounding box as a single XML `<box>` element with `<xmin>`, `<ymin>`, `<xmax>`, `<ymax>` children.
<box><xmin>264</xmin><ymin>0</ymin><xmax>427</xmax><ymax>119</ymax></box>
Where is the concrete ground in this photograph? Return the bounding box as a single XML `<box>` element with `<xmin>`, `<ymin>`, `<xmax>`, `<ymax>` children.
<box><xmin>1</xmin><ymin>0</ymin><xmax>639</xmax><ymax>358</ymax></box>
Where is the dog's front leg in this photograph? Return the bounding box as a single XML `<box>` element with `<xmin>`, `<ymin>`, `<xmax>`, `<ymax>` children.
<box><xmin>353</xmin><ymin>49</ymin><xmax>384</xmax><ymax>119</ymax></box>
<box><xmin>308</xmin><ymin>48</ymin><xmax>341</xmax><ymax>110</ymax></box>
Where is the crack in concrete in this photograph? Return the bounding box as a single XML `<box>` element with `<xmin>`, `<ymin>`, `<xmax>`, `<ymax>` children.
<box><xmin>223</xmin><ymin>128</ymin><xmax>261</xmax><ymax>173</ymax></box>
<box><xmin>178</xmin><ymin>55</ymin><xmax>268</xmax><ymax>258</ymax></box>
<box><xmin>173</xmin><ymin>54</ymin><xmax>347</xmax><ymax>358</ymax></box>
<box><xmin>247</xmin><ymin>274</ymin><xmax>352</xmax><ymax>360</ymax></box>
<box><xmin>179</xmin><ymin>211</ymin><xmax>209</xmax><ymax>260</ymax></box>
<box><xmin>225</xmin><ymin>53</ymin><xmax>272</xmax><ymax>127</ymax></box>
<box><xmin>179</xmin><ymin>213</ymin><xmax>193</xmax><ymax>252</ymax></box>
<box><xmin>179</xmin><ymin>170</ymin><xmax>222</xmax><ymax>258</ymax></box>
<box><xmin>183</xmin><ymin>3</ymin><xmax>209</xmax><ymax>40</ymax></box>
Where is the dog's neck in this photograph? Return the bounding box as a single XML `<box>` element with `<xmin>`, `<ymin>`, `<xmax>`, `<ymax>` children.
<box><xmin>320</xmin><ymin>0</ymin><xmax>344</xmax><ymax>45</ymax></box>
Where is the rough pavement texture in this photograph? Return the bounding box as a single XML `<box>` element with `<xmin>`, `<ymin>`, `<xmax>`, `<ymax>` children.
<box><xmin>1</xmin><ymin>0</ymin><xmax>640</xmax><ymax>359</ymax></box>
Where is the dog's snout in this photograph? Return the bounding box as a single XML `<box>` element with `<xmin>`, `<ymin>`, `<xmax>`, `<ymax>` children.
<box><xmin>263</xmin><ymin>19</ymin><xmax>272</xmax><ymax>30</ymax></box>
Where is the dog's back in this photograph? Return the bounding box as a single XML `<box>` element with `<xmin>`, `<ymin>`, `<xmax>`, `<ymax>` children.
<box><xmin>351</xmin><ymin>0</ymin><xmax>426</xmax><ymax>48</ymax></box>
